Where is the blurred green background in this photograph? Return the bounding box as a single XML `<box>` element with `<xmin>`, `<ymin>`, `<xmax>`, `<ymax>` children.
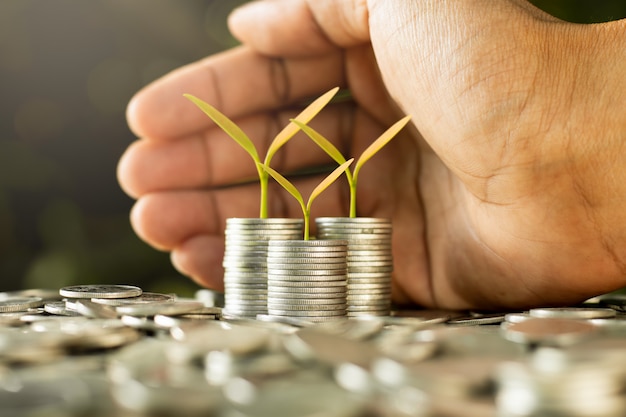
<box><xmin>1</xmin><ymin>1</ymin><xmax>623</xmax><ymax>295</ymax></box>
<box><xmin>0</xmin><ymin>0</ymin><xmax>248</xmax><ymax>295</ymax></box>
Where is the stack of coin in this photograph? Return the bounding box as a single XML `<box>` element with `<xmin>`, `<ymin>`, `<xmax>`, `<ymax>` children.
<box><xmin>266</xmin><ymin>240</ymin><xmax>348</xmax><ymax>322</ymax></box>
<box><xmin>315</xmin><ymin>217</ymin><xmax>392</xmax><ymax>317</ymax></box>
<box><xmin>223</xmin><ymin>218</ymin><xmax>303</xmax><ymax>318</ymax></box>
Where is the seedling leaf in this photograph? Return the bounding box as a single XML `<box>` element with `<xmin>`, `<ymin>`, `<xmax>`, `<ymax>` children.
<box><xmin>265</xmin><ymin>87</ymin><xmax>339</xmax><ymax>165</ymax></box>
<box><xmin>353</xmin><ymin>115</ymin><xmax>411</xmax><ymax>180</ymax></box>
<box><xmin>183</xmin><ymin>94</ymin><xmax>260</xmax><ymax>162</ymax></box>
<box><xmin>258</xmin><ymin>163</ymin><xmax>305</xmax><ymax>209</ymax></box>
<box><xmin>291</xmin><ymin>120</ymin><xmax>347</xmax><ymax>165</ymax></box>
<box><xmin>307</xmin><ymin>159</ymin><xmax>354</xmax><ymax>212</ymax></box>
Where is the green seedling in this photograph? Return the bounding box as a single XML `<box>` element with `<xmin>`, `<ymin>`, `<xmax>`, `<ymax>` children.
<box><xmin>292</xmin><ymin>115</ymin><xmax>411</xmax><ymax>218</ymax></box>
<box><xmin>260</xmin><ymin>159</ymin><xmax>353</xmax><ymax>240</ymax></box>
<box><xmin>183</xmin><ymin>87</ymin><xmax>339</xmax><ymax>218</ymax></box>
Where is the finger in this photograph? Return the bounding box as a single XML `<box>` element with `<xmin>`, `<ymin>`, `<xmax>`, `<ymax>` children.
<box><xmin>171</xmin><ymin>236</ymin><xmax>225</xmax><ymax>292</ymax></box>
<box><xmin>228</xmin><ymin>0</ymin><xmax>370</xmax><ymax>56</ymax></box>
<box><xmin>127</xmin><ymin>46</ymin><xmax>345</xmax><ymax>140</ymax></box>
<box><xmin>130</xmin><ymin>177</ymin><xmax>348</xmax><ymax>251</ymax></box>
<box><xmin>118</xmin><ymin>103</ymin><xmax>354</xmax><ymax>199</ymax></box>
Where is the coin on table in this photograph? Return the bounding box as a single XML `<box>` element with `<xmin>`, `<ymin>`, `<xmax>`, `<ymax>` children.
<box><xmin>528</xmin><ymin>307</ymin><xmax>616</xmax><ymax>320</ymax></box>
<box><xmin>91</xmin><ymin>292</ymin><xmax>175</xmax><ymax>306</ymax></box>
<box><xmin>0</xmin><ymin>297</ymin><xmax>44</xmax><ymax>313</ymax></box>
<box><xmin>116</xmin><ymin>300</ymin><xmax>204</xmax><ymax>317</ymax></box>
<box><xmin>502</xmin><ymin>317</ymin><xmax>597</xmax><ymax>345</ymax></box>
<box><xmin>59</xmin><ymin>285</ymin><xmax>142</xmax><ymax>299</ymax></box>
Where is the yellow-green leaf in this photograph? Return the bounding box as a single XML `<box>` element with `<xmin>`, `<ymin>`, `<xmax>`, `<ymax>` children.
<box><xmin>184</xmin><ymin>94</ymin><xmax>260</xmax><ymax>162</ymax></box>
<box><xmin>265</xmin><ymin>87</ymin><xmax>339</xmax><ymax>165</ymax></box>
<box><xmin>258</xmin><ymin>163</ymin><xmax>305</xmax><ymax>212</ymax></box>
<box><xmin>307</xmin><ymin>159</ymin><xmax>354</xmax><ymax>212</ymax></box>
<box><xmin>292</xmin><ymin>120</ymin><xmax>347</xmax><ymax>165</ymax></box>
<box><xmin>353</xmin><ymin>115</ymin><xmax>411</xmax><ymax>181</ymax></box>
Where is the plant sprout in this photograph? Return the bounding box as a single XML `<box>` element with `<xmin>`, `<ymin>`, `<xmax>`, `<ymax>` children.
<box><xmin>183</xmin><ymin>87</ymin><xmax>339</xmax><ymax>218</ymax></box>
<box><xmin>292</xmin><ymin>115</ymin><xmax>411</xmax><ymax>218</ymax></box>
<box><xmin>260</xmin><ymin>159</ymin><xmax>353</xmax><ymax>240</ymax></box>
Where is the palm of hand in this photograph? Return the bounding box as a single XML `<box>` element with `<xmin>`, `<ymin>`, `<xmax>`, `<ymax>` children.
<box><xmin>368</xmin><ymin>0</ymin><xmax>626</xmax><ymax>308</ymax></box>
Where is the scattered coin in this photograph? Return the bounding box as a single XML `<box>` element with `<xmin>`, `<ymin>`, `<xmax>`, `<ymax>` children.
<box><xmin>59</xmin><ymin>285</ymin><xmax>142</xmax><ymax>299</ymax></box>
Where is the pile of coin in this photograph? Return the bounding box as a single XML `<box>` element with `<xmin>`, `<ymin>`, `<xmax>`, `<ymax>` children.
<box><xmin>222</xmin><ymin>218</ymin><xmax>303</xmax><ymax>318</ymax></box>
<box><xmin>316</xmin><ymin>217</ymin><xmax>393</xmax><ymax>317</ymax></box>
<box><xmin>3</xmin><ymin>284</ymin><xmax>626</xmax><ymax>416</ymax></box>
<box><xmin>266</xmin><ymin>239</ymin><xmax>348</xmax><ymax>322</ymax></box>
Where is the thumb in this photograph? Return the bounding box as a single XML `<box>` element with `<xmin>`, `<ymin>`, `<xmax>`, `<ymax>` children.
<box><xmin>227</xmin><ymin>0</ymin><xmax>371</xmax><ymax>56</ymax></box>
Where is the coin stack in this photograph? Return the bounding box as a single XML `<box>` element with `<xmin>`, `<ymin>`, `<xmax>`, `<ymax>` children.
<box><xmin>222</xmin><ymin>218</ymin><xmax>303</xmax><ymax>318</ymax></box>
<box><xmin>266</xmin><ymin>239</ymin><xmax>349</xmax><ymax>322</ymax></box>
<box><xmin>316</xmin><ymin>217</ymin><xmax>392</xmax><ymax>317</ymax></box>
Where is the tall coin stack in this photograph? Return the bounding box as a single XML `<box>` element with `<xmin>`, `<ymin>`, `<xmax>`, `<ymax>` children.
<box><xmin>222</xmin><ymin>218</ymin><xmax>303</xmax><ymax>318</ymax></box>
<box><xmin>266</xmin><ymin>240</ymin><xmax>349</xmax><ymax>322</ymax></box>
<box><xmin>316</xmin><ymin>217</ymin><xmax>393</xmax><ymax>317</ymax></box>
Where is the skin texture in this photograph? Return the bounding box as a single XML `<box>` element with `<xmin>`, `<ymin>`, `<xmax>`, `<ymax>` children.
<box><xmin>119</xmin><ymin>0</ymin><xmax>626</xmax><ymax>310</ymax></box>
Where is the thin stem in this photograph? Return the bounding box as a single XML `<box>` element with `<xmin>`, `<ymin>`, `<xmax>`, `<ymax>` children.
<box><xmin>259</xmin><ymin>169</ymin><xmax>269</xmax><ymax>218</ymax></box>
<box><xmin>304</xmin><ymin>209</ymin><xmax>310</xmax><ymax>240</ymax></box>
<box><xmin>349</xmin><ymin>184</ymin><xmax>357</xmax><ymax>218</ymax></box>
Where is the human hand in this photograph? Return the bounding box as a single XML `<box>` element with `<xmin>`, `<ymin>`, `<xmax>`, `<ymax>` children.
<box><xmin>119</xmin><ymin>0</ymin><xmax>626</xmax><ymax>310</ymax></box>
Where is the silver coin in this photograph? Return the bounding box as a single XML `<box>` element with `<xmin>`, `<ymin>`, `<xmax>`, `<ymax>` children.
<box><xmin>223</xmin><ymin>254</ymin><xmax>268</xmax><ymax>261</ymax></box>
<box><xmin>347</xmin><ymin>289</ymin><xmax>392</xmax><ymax>295</ymax></box>
<box><xmin>267</xmin><ymin>246</ymin><xmax>348</xmax><ymax>254</ymax></box>
<box><xmin>221</xmin><ymin>308</ymin><xmax>269</xmax><ymax>317</ymax></box>
<box><xmin>347</xmin><ymin>279</ymin><xmax>391</xmax><ymax>285</ymax></box>
<box><xmin>268</xmin><ymin>251</ymin><xmax>347</xmax><ymax>259</ymax></box>
<box><xmin>91</xmin><ymin>292</ymin><xmax>176</xmax><ymax>306</ymax></box>
<box><xmin>266</xmin><ymin>256</ymin><xmax>347</xmax><ymax>264</ymax></box>
<box><xmin>227</xmin><ymin>217</ymin><xmax>303</xmax><ymax>225</ymax></box>
<box><xmin>346</xmin><ymin>297</ymin><xmax>391</xmax><ymax>304</ymax></box>
<box><xmin>347</xmin><ymin>271</ymin><xmax>392</xmax><ymax>278</ymax></box>
<box><xmin>224</xmin><ymin>285</ymin><xmax>268</xmax><ymax>291</ymax></box>
<box><xmin>346</xmin><ymin>251</ymin><xmax>392</xmax><ymax>258</ymax></box>
<box><xmin>504</xmin><ymin>312</ymin><xmax>532</xmax><ymax>324</ymax></box>
<box><xmin>316</xmin><ymin>216</ymin><xmax>391</xmax><ymax>225</ymax></box>
<box><xmin>268</xmin><ymin>268</ymin><xmax>347</xmax><ymax>276</ymax></box>
<box><xmin>266</xmin><ymin>263</ymin><xmax>348</xmax><ymax>271</ymax></box>
<box><xmin>446</xmin><ymin>313</ymin><xmax>505</xmax><ymax>326</ymax></box>
<box><xmin>72</xmin><ymin>299</ymin><xmax>118</xmax><ymax>319</ymax></box>
<box><xmin>224</xmin><ymin>294</ymin><xmax>267</xmax><ymax>301</ymax></box>
<box><xmin>317</xmin><ymin>233</ymin><xmax>390</xmax><ymax>241</ymax></box>
<box><xmin>223</xmin><ymin>271</ymin><xmax>267</xmax><ymax>278</ymax></box>
<box><xmin>116</xmin><ymin>301</ymin><xmax>204</xmax><ymax>317</ymax></box>
<box><xmin>43</xmin><ymin>301</ymin><xmax>81</xmax><ymax>316</ymax></box>
<box><xmin>268</xmin><ymin>280</ymin><xmax>347</xmax><ymax>288</ymax></box>
<box><xmin>59</xmin><ymin>285</ymin><xmax>142</xmax><ymax>299</ymax></box>
<box><xmin>268</xmin><ymin>309</ymin><xmax>347</xmax><ymax>317</ymax></box>
<box><xmin>347</xmin><ymin>303</ymin><xmax>391</xmax><ymax>311</ymax></box>
<box><xmin>0</xmin><ymin>289</ymin><xmax>62</xmax><ymax>302</ymax></box>
<box><xmin>347</xmin><ymin>311</ymin><xmax>389</xmax><ymax>317</ymax></box>
<box><xmin>267</xmin><ymin>303</ymin><xmax>347</xmax><ymax>311</ymax></box>
<box><xmin>347</xmin><ymin>255</ymin><xmax>393</xmax><ymax>262</ymax></box>
<box><xmin>268</xmin><ymin>276</ymin><xmax>347</xmax><ymax>283</ymax></box>
<box><xmin>222</xmin><ymin>260</ymin><xmax>268</xmax><ymax>268</ymax></box>
<box><xmin>269</xmin><ymin>239</ymin><xmax>348</xmax><ymax>247</ymax></box>
<box><xmin>529</xmin><ymin>307</ymin><xmax>617</xmax><ymax>320</ymax></box>
<box><xmin>0</xmin><ymin>297</ymin><xmax>44</xmax><ymax>313</ymax></box>
<box><xmin>501</xmin><ymin>317</ymin><xmax>598</xmax><ymax>345</ymax></box>
<box><xmin>268</xmin><ymin>296</ymin><xmax>347</xmax><ymax>304</ymax></box>
<box><xmin>268</xmin><ymin>288</ymin><xmax>347</xmax><ymax>295</ymax></box>
<box><xmin>224</xmin><ymin>284</ymin><xmax>267</xmax><ymax>292</ymax></box>
<box><xmin>348</xmin><ymin>265</ymin><xmax>393</xmax><ymax>272</ymax></box>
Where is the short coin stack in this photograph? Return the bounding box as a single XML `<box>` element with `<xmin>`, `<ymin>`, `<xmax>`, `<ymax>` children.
<box><xmin>222</xmin><ymin>218</ymin><xmax>303</xmax><ymax>318</ymax></box>
<box><xmin>266</xmin><ymin>240</ymin><xmax>349</xmax><ymax>322</ymax></box>
<box><xmin>316</xmin><ymin>217</ymin><xmax>393</xmax><ymax>317</ymax></box>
